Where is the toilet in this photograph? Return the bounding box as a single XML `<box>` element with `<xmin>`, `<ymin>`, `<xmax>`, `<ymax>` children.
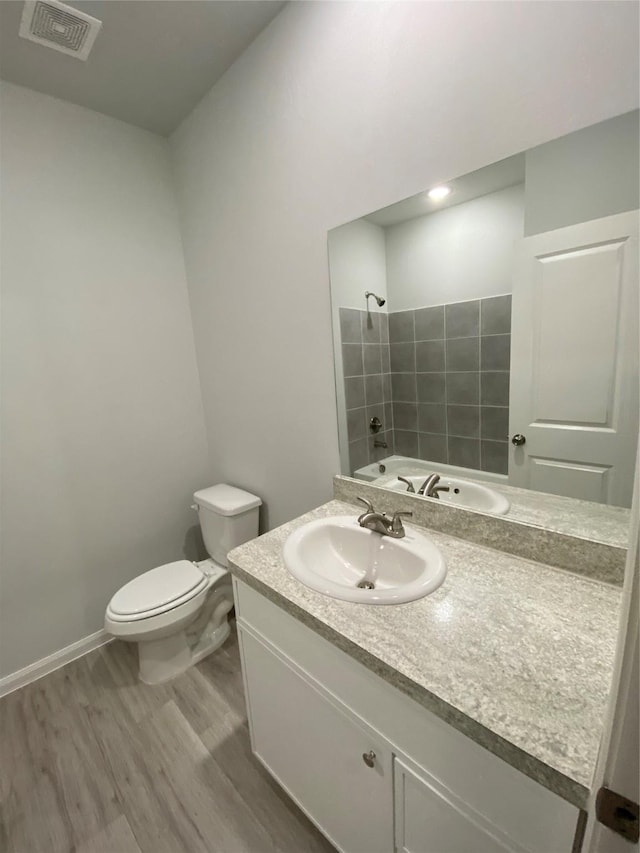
<box><xmin>104</xmin><ymin>484</ymin><xmax>261</xmax><ymax>684</ymax></box>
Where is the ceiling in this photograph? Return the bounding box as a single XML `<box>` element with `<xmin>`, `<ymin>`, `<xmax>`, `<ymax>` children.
<box><xmin>365</xmin><ymin>153</ymin><xmax>526</xmax><ymax>228</ymax></box>
<box><xmin>0</xmin><ymin>0</ymin><xmax>286</xmax><ymax>136</ymax></box>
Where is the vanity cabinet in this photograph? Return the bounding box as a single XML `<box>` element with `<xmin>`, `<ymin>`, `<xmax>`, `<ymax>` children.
<box><xmin>241</xmin><ymin>630</ymin><xmax>393</xmax><ymax>853</ymax></box>
<box><xmin>394</xmin><ymin>756</ymin><xmax>523</xmax><ymax>853</ymax></box>
<box><xmin>234</xmin><ymin>579</ymin><xmax>580</xmax><ymax>853</ymax></box>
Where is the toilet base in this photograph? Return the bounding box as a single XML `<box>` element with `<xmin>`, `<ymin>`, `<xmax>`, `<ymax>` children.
<box><xmin>191</xmin><ymin>620</ymin><xmax>231</xmax><ymax>667</ymax></box>
<box><xmin>138</xmin><ymin>617</ymin><xmax>231</xmax><ymax>685</ymax></box>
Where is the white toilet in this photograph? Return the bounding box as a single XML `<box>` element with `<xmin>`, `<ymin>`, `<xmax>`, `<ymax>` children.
<box><xmin>104</xmin><ymin>484</ymin><xmax>261</xmax><ymax>685</ymax></box>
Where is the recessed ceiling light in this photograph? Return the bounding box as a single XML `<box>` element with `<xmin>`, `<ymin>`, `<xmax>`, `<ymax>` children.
<box><xmin>427</xmin><ymin>185</ymin><xmax>451</xmax><ymax>201</ymax></box>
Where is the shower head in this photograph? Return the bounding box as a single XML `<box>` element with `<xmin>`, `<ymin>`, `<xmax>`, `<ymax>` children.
<box><xmin>365</xmin><ymin>291</ymin><xmax>386</xmax><ymax>307</ymax></box>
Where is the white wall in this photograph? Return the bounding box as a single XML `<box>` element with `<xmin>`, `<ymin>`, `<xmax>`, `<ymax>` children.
<box><xmin>328</xmin><ymin>218</ymin><xmax>388</xmax><ymax>311</ymax></box>
<box><xmin>525</xmin><ymin>110</ymin><xmax>640</xmax><ymax>236</ymax></box>
<box><xmin>170</xmin><ymin>1</ymin><xmax>639</xmax><ymax>528</ymax></box>
<box><xmin>385</xmin><ymin>184</ymin><xmax>524</xmax><ymax>310</ymax></box>
<box><xmin>0</xmin><ymin>83</ymin><xmax>209</xmax><ymax>679</ymax></box>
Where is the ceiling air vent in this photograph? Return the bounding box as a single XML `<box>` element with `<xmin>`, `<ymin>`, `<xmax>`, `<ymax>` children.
<box><xmin>19</xmin><ymin>0</ymin><xmax>102</xmax><ymax>61</ymax></box>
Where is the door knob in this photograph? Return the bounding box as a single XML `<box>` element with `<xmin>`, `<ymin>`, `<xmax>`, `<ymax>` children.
<box><xmin>511</xmin><ymin>434</ymin><xmax>526</xmax><ymax>446</ymax></box>
<box><xmin>362</xmin><ymin>750</ymin><xmax>376</xmax><ymax>768</ymax></box>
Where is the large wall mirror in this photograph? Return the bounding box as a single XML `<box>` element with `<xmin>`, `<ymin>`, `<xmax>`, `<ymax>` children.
<box><xmin>328</xmin><ymin>110</ymin><xmax>639</xmax><ymax>545</ymax></box>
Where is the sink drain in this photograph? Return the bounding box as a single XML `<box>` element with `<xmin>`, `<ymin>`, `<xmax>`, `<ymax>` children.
<box><xmin>357</xmin><ymin>580</ymin><xmax>375</xmax><ymax>590</ymax></box>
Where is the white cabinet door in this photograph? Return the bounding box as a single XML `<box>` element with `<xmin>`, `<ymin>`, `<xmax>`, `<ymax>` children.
<box><xmin>394</xmin><ymin>757</ymin><xmax>529</xmax><ymax>853</ymax></box>
<box><xmin>239</xmin><ymin>627</ymin><xmax>394</xmax><ymax>853</ymax></box>
<box><xmin>509</xmin><ymin>210</ymin><xmax>638</xmax><ymax>506</ymax></box>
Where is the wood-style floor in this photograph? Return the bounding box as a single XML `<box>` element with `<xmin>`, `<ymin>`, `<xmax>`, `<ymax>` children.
<box><xmin>0</xmin><ymin>627</ymin><xmax>335</xmax><ymax>853</ymax></box>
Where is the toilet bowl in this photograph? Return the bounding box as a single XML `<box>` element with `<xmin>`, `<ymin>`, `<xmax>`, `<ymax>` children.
<box><xmin>104</xmin><ymin>484</ymin><xmax>261</xmax><ymax>684</ymax></box>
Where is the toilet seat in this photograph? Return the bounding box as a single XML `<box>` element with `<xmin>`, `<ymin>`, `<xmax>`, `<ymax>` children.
<box><xmin>107</xmin><ymin>560</ymin><xmax>208</xmax><ymax>622</ymax></box>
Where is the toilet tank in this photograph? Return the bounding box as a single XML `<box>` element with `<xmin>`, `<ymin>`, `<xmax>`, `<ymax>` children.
<box><xmin>192</xmin><ymin>484</ymin><xmax>261</xmax><ymax>566</ymax></box>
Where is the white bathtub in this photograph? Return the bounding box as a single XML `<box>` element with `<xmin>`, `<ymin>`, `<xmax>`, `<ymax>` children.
<box><xmin>352</xmin><ymin>455</ymin><xmax>508</xmax><ymax>486</ymax></box>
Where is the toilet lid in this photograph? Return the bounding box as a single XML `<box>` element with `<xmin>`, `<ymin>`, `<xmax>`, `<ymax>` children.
<box><xmin>109</xmin><ymin>560</ymin><xmax>207</xmax><ymax>617</ymax></box>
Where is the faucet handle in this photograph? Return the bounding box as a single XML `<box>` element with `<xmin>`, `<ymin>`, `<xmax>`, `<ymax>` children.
<box><xmin>391</xmin><ymin>510</ymin><xmax>413</xmax><ymax>534</ymax></box>
<box><xmin>397</xmin><ymin>476</ymin><xmax>416</xmax><ymax>494</ymax></box>
<box><xmin>356</xmin><ymin>496</ymin><xmax>375</xmax><ymax>522</ymax></box>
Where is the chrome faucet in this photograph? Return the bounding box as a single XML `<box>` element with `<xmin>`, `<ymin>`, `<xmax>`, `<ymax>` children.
<box><xmin>356</xmin><ymin>498</ymin><xmax>412</xmax><ymax>538</ymax></box>
<box><xmin>418</xmin><ymin>473</ymin><xmax>450</xmax><ymax>499</ymax></box>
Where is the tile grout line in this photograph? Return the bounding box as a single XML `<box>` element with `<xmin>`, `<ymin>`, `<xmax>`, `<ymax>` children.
<box><xmin>443</xmin><ymin>305</ymin><xmax>450</xmax><ymax>464</ymax></box>
<box><xmin>479</xmin><ymin>299</ymin><xmax>484</xmax><ymax>471</ymax></box>
<box><xmin>412</xmin><ymin>309</ymin><xmax>418</xmax><ymax>456</ymax></box>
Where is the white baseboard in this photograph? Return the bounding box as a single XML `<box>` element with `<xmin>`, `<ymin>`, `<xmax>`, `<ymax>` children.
<box><xmin>0</xmin><ymin>629</ymin><xmax>113</xmax><ymax>698</ymax></box>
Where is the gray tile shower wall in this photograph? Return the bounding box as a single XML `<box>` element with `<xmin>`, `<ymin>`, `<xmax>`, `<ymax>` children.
<box><xmin>388</xmin><ymin>295</ymin><xmax>511</xmax><ymax>475</ymax></box>
<box><xmin>339</xmin><ymin>308</ymin><xmax>393</xmax><ymax>472</ymax></box>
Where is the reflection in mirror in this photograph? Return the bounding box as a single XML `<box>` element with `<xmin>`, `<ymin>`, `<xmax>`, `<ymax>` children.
<box><xmin>329</xmin><ymin>111</ymin><xmax>639</xmax><ymax>544</ymax></box>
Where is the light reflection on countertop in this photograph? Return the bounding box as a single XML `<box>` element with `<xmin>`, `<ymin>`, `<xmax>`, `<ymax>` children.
<box><xmin>432</xmin><ymin>597</ymin><xmax>455</xmax><ymax>623</ymax></box>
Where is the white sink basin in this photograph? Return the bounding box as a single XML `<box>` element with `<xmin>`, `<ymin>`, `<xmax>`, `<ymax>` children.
<box><xmin>283</xmin><ymin>515</ymin><xmax>447</xmax><ymax>604</ymax></box>
<box><xmin>389</xmin><ymin>475</ymin><xmax>510</xmax><ymax>516</ymax></box>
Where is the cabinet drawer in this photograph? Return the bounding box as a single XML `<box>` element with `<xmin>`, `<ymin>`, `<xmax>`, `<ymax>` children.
<box><xmin>239</xmin><ymin>626</ymin><xmax>394</xmax><ymax>853</ymax></box>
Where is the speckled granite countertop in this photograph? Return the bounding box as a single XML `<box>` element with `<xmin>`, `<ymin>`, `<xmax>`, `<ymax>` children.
<box><xmin>228</xmin><ymin>499</ymin><xmax>621</xmax><ymax>809</ymax></box>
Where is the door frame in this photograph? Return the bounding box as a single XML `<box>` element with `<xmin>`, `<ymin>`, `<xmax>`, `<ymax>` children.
<box><xmin>584</xmin><ymin>436</ymin><xmax>639</xmax><ymax>852</ymax></box>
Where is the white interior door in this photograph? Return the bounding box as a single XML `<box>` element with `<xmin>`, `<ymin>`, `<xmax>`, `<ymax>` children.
<box><xmin>509</xmin><ymin>210</ymin><xmax>639</xmax><ymax>506</ymax></box>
